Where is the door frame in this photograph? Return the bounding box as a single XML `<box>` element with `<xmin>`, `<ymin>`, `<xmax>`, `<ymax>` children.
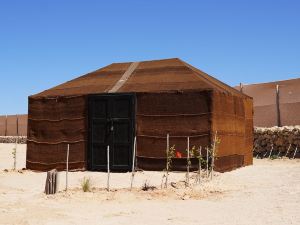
<box><xmin>87</xmin><ymin>93</ymin><xmax>136</xmax><ymax>171</ymax></box>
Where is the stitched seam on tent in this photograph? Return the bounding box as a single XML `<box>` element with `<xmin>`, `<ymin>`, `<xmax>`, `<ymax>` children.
<box><xmin>27</xmin><ymin>139</ymin><xmax>85</xmax><ymax>144</ymax></box>
<box><xmin>108</xmin><ymin>62</ymin><xmax>140</xmax><ymax>93</ymax></box>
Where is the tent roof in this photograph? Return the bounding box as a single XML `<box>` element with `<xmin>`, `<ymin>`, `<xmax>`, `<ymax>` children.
<box><xmin>31</xmin><ymin>58</ymin><xmax>248</xmax><ymax>98</ymax></box>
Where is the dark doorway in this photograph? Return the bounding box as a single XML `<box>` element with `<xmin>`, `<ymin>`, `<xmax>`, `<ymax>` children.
<box><xmin>88</xmin><ymin>94</ymin><xmax>135</xmax><ymax>171</ymax></box>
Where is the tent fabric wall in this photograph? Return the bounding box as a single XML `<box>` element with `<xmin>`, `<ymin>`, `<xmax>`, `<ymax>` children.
<box><xmin>26</xmin><ymin>96</ymin><xmax>87</xmax><ymax>171</ymax></box>
<box><xmin>135</xmin><ymin>90</ymin><xmax>212</xmax><ymax>171</ymax></box>
<box><xmin>211</xmin><ymin>91</ymin><xmax>253</xmax><ymax>172</ymax></box>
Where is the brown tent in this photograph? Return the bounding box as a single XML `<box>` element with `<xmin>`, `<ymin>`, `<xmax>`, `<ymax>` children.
<box><xmin>236</xmin><ymin>78</ymin><xmax>300</xmax><ymax>127</ymax></box>
<box><xmin>27</xmin><ymin>58</ymin><xmax>253</xmax><ymax>172</ymax></box>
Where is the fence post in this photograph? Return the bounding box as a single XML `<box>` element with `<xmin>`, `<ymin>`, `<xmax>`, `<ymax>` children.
<box><xmin>211</xmin><ymin>131</ymin><xmax>217</xmax><ymax>180</ymax></box>
<box><xmin>268</xmin><ymin>144</ymin><xmax>274</xmax><ymax>158</ymax></box>
<box><xmin>107</xmin><ymin>145</ymin><xmax>110</xmax><ymax>192</ymax></box>
<box><xmin>206</xmin><ymin>146</ymin><xmax>209</xmax><ymax>178</ymax></box>
<box><xmin>293</xmin><ymin>146</ymin><xmax>298</xmax><ymax>159</ymax></box>
<box><xmin>66</xmin><ymin>144</ymin><xmax>69</xmax><ymax>191</ymax></box>
<box><xmin>186</xmin><ymin>136</ymin><xmax>190</xmax><ymax>187</ymax></box>
<box><xmin>166</xmin><ymin>133</ymin><xmax>169</xmax><ymax>188</ymax></box>
<box><xmin>285</xmin><ymin>143</ymin><xmax>291</xmax><ymax>158</ymax></box>
<box><xmin>130</xmin><ymin>136</ymin><xmax>137</xmax><ymax>190</ymax></box>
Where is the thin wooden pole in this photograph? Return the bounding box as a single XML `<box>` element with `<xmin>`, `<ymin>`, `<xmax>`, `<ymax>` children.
<box><xmin>166</xmin><ymin>133</ymin><xmax>169</xmax><ymax>188</ymax></box>
<box><xmin>277</xmin><ymin>148</ymin><xmax>281</xmax><ymax>157</ymax></box>
<box><xmin>239</xmin><ymin>82</ymin><xmax>243</xmax><ymax>93</ymax></box>
<box><xmin>198</xmin><ymin>146</ymin><xmax>202</xmax><ymax>184</ymax></box>
<box><xmin>107</xmin><ymin>145</ymin><xmax>110</xmax><ymax>192</ymax></box>
<box><xmin>130</xmin><ymin>136</ymin><xmax>137</xmax><ymax>190</ymax></box>
<box><xmin>263</xmin><ymin>149</ymin><xmax>269</xmax><ymax>158</ymax></box>
<box><xmin>186</xmin><ymin>136</ymin><xmax>190</xmax><ymax>187</ymax></box>
<box><xmin>268</xmin><ymin>144</ymin><xmax>274</xmax><ymax>158</ymax></box>
<box><xmin>66</xmin><ymin>144</ymin><xmax>69</xmax><ymax>191</ymax></box>
<box><xmin>293</xmin><ymin>146</ymin><xmax>298</xmax><ymax>159</ymax></box>
<box><xmin>206</xmin><ymin>146</ymin><xmax>209</xmax><ymax>178</ymax></box>
<box><xmin>285</xmin><ymin>144</ymin><xmax>291</xmax><ymax>158</ymax></box>
<box><xmin>211</xmin><ymin>131</ymin><xmax>217</xmax><ymax>180</ymax></box>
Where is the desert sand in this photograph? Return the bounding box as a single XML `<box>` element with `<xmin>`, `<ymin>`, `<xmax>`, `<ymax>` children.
<box><xmin>0</xmin><ymin>143</ymin><xmax>299</xmax><ymax>225</ymax></box>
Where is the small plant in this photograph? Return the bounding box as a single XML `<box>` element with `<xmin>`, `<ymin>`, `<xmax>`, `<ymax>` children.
<box><xmin>81</xmin><ymin>177</ymin><xmax>91</xmax><ymax>192</ymax></box>
<box><xmin>141</xmin><ymin>180</ymin><xmax>156</xmax><ymax>191</ymax></box>
<box><xmin>12</xmin><ymin>146</ymin><xmax>17</xmax><ymax>171</ymax></box>
<box><xmin>162</xmin><ymin>144</ymin><xmax>176</xmax><ymax>188</ymax></box>
<box><xmin>167</xmin><ymin>145</ymin><xmax>176</xmax><ymax>170</ymax></box>
<box><xmin>210</xmin><ymin>132</ymin><xmax>221</xmax><ymax>179</ymax></box>
<box><xmin>270</xmin><ymin>155</ymin><xmax>279</xmax><ymax>160</ymax></box>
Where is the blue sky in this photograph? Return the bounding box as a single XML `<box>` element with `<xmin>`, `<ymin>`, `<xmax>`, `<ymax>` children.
<box><xmin>0</xmin><ymin>0</ymin><xmax>299</xmax><ymax>114</ymax></box>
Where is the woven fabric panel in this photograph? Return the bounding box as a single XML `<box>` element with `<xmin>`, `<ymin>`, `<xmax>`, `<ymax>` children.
<box><xmin>26</xmin><ymin>96</ymin><xmax>87</xmax><ymax>171</ymax></box>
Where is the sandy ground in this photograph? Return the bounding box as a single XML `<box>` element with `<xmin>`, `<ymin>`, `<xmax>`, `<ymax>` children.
<box><xmin>0</xmin><ymin>144</ymin><xmax>299</xmax><ymax>225</ymax></box>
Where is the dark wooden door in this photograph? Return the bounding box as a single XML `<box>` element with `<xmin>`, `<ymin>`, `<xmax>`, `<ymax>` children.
<box><xmin>88</xmin><ymin>94</ymin><xmax>135</xmax><ymax>171</ymax></box>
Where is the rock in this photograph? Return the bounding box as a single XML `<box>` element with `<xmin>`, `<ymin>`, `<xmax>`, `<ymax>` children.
<box><xmin>0</xmin><ymin>136</ymin><xmax>27</xmax><ymax>144</ymax></box>
<box><xmin>254</xmin><ymin>126</ymin><xmax>300</xmax><ymax>158</ymax></box>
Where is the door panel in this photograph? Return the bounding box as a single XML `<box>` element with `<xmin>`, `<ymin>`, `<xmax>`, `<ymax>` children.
<box><xmin>112</xmin><ymin>144</ymin><xmax>131</xmax><ymax>166</ymax></box>
<box><xmin>113</xmin><ymin>98</ymin><xmax>131</xmax><ymax>118</ymax></box>
<box><xmin>113</xmin><ymin>121</ymin><xmax>130</xmax><ymax>143</ymax></box>
<box><xmin>88</xmin><ymin>94</ymin><xmax>135</xmax><ymax>171</ymax></box>
<box><xmin>92</xmin><ymin>144</ymin><xmax>107</xmax><ymax>166</ymax></box>
<box><xmin>92</xmin><ymin>120</ymin><xmax>106</xmax><ymax>143</ymax></box>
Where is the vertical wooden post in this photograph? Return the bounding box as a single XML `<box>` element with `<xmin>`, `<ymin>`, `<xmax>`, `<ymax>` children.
<box><xmin>285</xmin><ymin>144</ymin><xmax>291</xmax><ymax>158</ymax></box>
<box><xmin>45</xmin><ymin>169</ymin><xmax>58</xmax><ymax>195</ymax></box>
<box><xmin>293</xmin><ymin>146</ymin><xmax>298</xmax><ymax>159</ymax></box>
<box><xmin>211</xmin><ymin>131</ymin><xmax>217</xmax><ymax>180</ymax></box>
<box><xmin>198</xmin><ymin>146</ymin><xmax>202</xmax><ymax>184</ymax></box>
<box><xmin>206</xmin><ymin>146</ymin><xmax>209</xmax><ymax>178</ymax></box>
<box><xmin>166</xmin><ymin>133</ymin><xmax>169</xmax><ymax>188</ymax></box>
<box><xmin>107</xmin><ymin>145</ymin><xmax>110</xmax><ymax>192</ymax></box>
<box><xmin>239</xmin><ymin>83</ymin><xmax>243</xmax><ymax>93</ymax></box>
<box><xmin>130</xmin><ymin>136</ymin><xmax>137</xmax><ymax>190</ymax></box>
<box><xmin>186</xmin><ymin>136</ymin><xmax>190</xmax><ymax>187</ymax></box>
<box><xmin>276</xmin><ymin>85</ymin><xmax>281</xmax><ymax>127</ymax></box>
<box><xmin>268</xmin><ymin>144</ymin><xmax>274</xmax><ymax>158</ymax></box>
<box><xmin>66</xmin><ymin>144</ymin><xmax>69</xmax><ymax>191</ymax></box>
<box><xmin>277</xmin><ymin>147</ymin><xmax>282</xmax><ymax>157</ymax></box>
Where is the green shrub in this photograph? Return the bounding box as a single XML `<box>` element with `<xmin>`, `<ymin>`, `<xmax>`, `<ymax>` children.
<box><xmin>81</xmin><ymin>177</ymin><xmax>91</xmax><ymax>192</ymax></box>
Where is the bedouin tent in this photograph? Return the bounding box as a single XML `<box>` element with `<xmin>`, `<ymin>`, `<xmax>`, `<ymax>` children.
<box><xmin>27</xmin><ymin>58</ymin><xmax>253</xmax><ymax>172</ymax></box>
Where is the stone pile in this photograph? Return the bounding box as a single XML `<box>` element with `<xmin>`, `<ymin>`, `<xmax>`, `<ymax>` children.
<box><xmin>254</xmin><ymin>126</ymin><xmax>300</xmax><ymax>157</ymax></box>
<box><xmin>0</xmin><ymin>136</ymin><xmax>27</xmax><ymax>144</ymax></box>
